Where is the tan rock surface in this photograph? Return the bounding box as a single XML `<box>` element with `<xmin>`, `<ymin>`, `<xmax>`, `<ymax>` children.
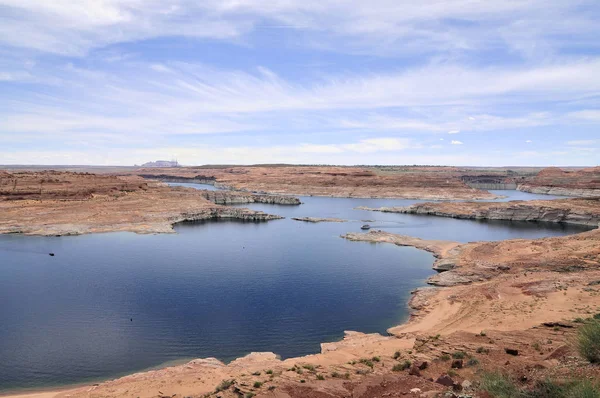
<box><xmin>133</xmin><ymin>166</ymin><xmax>499</xmax><ymax>200</ymax></box>
<box><xmin>0</xmin><ymin>172</ymin><xmax>289</xmax><ymax>236</ymax></box>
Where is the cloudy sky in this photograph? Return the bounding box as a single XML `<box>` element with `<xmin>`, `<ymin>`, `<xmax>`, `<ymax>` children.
<box><xmin>1</xmin><ymin>1</ymin><xmax>599</xmax><ymax>166</ymax></box>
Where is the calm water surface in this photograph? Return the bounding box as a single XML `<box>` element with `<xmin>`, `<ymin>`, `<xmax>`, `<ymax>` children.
<box><xmin>0</xmin><ymin>188</ymin><xmax>592</xmax><ymax>392</ymax></box>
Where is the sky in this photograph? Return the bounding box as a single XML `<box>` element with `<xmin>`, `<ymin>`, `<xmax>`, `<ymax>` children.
<box><xmin>1</xmin><ymin>1</ymin><xmax>599</xmax><ymax>166</ymax></box>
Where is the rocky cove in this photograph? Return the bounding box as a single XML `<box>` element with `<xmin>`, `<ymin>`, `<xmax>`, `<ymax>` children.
<box><xmin>1</xmin><ymin>175</ymin><xmax>599</xmax><ymax>397</ymax></box>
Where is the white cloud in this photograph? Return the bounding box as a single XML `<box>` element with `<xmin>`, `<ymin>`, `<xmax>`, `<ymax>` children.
<box><xmin>525</xmin><ymin>140</ymin><xmax>532</xmax><ymax>143</ymax></box>
<box><xmin>0</xmin><ymin>0</ymin><xmax>596</xmax><ymax>58</ymax></box>
<box><xmin>451</xmin><ymin>140</ymin><xmax>463</xmax><ymax>145</ymax></box>
<box><xmin>448</xmin><ymin>130</ymin><xmax>460</xmax><ymax>134</ymax></box>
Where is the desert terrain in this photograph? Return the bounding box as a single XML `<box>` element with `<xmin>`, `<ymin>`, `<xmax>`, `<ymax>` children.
<box><xmin>0</xmin><ymin>171</ymin><xmax>298</xmax><ymax>236</ymax></box>
<box><xmin>2</xmin><ymin>166</ymin><xmax>600</xmax><ymax>398</ymax></box>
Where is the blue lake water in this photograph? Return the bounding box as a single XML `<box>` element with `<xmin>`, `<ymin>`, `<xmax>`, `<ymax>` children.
<box><xmin>0</xmin><ymin>187</ymin><xmax>592</xmax><ymax>392</ymax></box>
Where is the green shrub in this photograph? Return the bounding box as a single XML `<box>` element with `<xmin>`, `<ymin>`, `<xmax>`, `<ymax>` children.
<box><xmin>265</xmin><ymin>369</ymin><xmax>273</xmax><ymax>375</ymax></box>
<box><xmin>452</xmin><ymin>351</ymin><xmax>466</xmax><ymax>359</ymax></box>
<box><xmin>479</xmin><ymin>372</ymin><xmax>519</xmax><ymax>398</ymax></box>
<box><xmin>316</xmin><ymin>374</ymin><xmax>325</xmax><ymax>380</ymax></box>
<box><xmin>440</xmin><ymin>354</ymin><xmax>451</xmax><ymax>361</ymax></box>
<box><xmin>476</xmin><ymin>347</ymin><xmax>490</xmax><ymax>354</ymax></box>
<box><xmin>302</xmin><ymin>364</ymin><xmax>316</xmax><ymax>371</ymax></box>
<box><xmin>466</xmin><ymin>358</ymin><xmax>480</xmax><ymax>367</ymax></box>
<box><xmin>372</xmin><ymin>356</ymin><xmax>381</xmax><ymax>362</ymax></box>
<box><xmin>577</xmin><ymin>320</ymin><xmax>600</xmax><ymax>363</ymax></box>
<box><xmin>331</xmin><ymin>371</ymin><xmax>340</xmax><ymax>378</ymax></box>
<box><xmin>566</xmin><ymin>379</ymin><xmax>600</xmax><ymax>398</ymax></box>
<box><xmin>359</xmin><ymin>358</ymin><xmax>374</xmax><ymax>368</ymax></box>
<box><xmin>527</xmin><ymin>378</ymin><xmax>600</xmax><ymax>398</ymax></box>
<box><xmin>392</xmin><ymin>351</ymin><xmax>401</xmax><ymax>359</ymax></box>
<box><xmin>245</xmin><ymin>393</ymin><xmax>255</xmax><ymax>398</ymax></box>
<box><xmin>253</xmin><ymin>381</ymin><xmax>263</xmax><ymax>388</ymax></box>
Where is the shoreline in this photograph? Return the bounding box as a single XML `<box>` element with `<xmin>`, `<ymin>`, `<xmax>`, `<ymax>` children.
<box><xmin>5</xmin><ymin>225</ymin><xmax>600</xmax><ymax>397</ymax></box>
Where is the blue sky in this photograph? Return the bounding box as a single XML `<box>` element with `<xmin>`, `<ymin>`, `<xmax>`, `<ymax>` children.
<box><xmin>1</xmin><ymin>1</ymin><xmax>599</xmax><ymax>166</ymax></box>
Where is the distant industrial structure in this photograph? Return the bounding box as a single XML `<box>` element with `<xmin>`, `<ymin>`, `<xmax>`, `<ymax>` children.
<box><xmin>137</xmin><ymin>159</ymin><xmax>181</xmax><ymax>168</ymax></box>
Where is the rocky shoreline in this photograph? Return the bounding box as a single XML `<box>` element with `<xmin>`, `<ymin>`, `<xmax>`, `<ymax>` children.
<box><xmin>0</xmin><ymin>172</ymin><xmax>292</xmax><ymax>236</ymax></box>
<box><xmin>357</xmin><ymin>197</ymin><xmax>600</xmax><ymax>227</ymax></box>
<box><xmin>517</xmin><ymin>184</ymin><xmax>600</xmax><ymax>197</ymax></box>
<box><xmin>195</xmin><ymin>189</ymin><xmax>301</xmax><ymax>205</ymax></box>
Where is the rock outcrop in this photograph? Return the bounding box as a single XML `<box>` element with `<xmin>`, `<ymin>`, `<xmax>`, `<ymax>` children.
<box><xmin>0</xmin><ymin>171</ymin><xmax>284</xmax><ymax>236</ymax></box>
<box><xmin>518</xmin><ymin>167</ymin><xmax>600</xmax><ymax>197</ymax></box>
<box><xmin>359</xmin><ymin>198</ymin><xmax>600</xmax><ymax>227</ymax></box>
<box><xmin>195</xmin><ymin>189</ymin><xmax>301</xmax><ymax>205</ymax></box>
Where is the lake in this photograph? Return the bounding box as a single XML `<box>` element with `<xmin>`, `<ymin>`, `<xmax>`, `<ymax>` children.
<box><xmin>0</xmin><ymin>188</ymin><xmax>591</xmax><ymax>392</ymax></box>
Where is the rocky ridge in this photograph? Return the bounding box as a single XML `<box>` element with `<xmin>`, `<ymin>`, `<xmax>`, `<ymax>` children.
<box><xmin>357</xmin><ymin>197</ymin><xmax>600</xmax><ymax>227</ymax></box>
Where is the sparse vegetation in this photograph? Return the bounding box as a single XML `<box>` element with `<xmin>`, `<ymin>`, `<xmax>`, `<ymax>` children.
<box><xmin>372</xmin><ymin>356</ymin><xmax>381</xmax><ymax>362</ymax></box>
<box><xmin>452</xmin><ymin>351</ymin><xmax>466</xmax><ymax>359</ymax></box>
<box><xmin>448</xmin><ymin>369</ymin><xmax>458</xmax><ymax>377</ymax></box>
<box><xmin>466</xmin><ymin>358</ymin><xmax>480</xmax><ymax>367</ymax></box>
<box><xmin>440</xmin><ymin>354</ymin><xmax>451</xmax><ymax>361</ymax></box>
<box><xmin>359</xmin><ymin>358</ymin><xmax>374</xmax><ymax>368</ymax></box>
<box><xmin>393</xmin><ymin>351</ymin><xmax>401</xmax><ymax>359</ymax></box>
<box><xmin>331</xmin><ymin>371</ymin><xmax>340</xmax><ymax>378</ymax></box>
<box><xmin>253</xmin><ymin>381</ymin><xmax>263</xmax><ymax>388</ymax></box>
<box><xmin>251</xmin><ymin>371</ymin><xmax>261</xmax><ymax>376</ymax></box>
<box><xmin>215</xmin><ymin>379</ymin><xmax>235</xmax><ymax>393</ymax></box>
<box><xmin>316</xmin><ymin>374</ymin><xmax>325</xmax><ymax>380</ymax></box>
<box><xmin>577</xmin><ymin>320</ymin><xmax>600</xmax><ymax>363</ymax></box>
<box><xmin>245</xmin><ymin>393</ymin><xmax>255</xmax><ymax>398</ymax></box>
<box><xmin>479</xmin><ymin>372</ymin><xmax>520</xmax><ymax>398</ymax></box>
<box><xmin>479</xmin><ymin>372</ymin><xmax>600</xmax><ymax>398</ymax></box>
<box><xmin>476</xmin><ymin>346</ymin><xmax>490</xmax><ymax>354</ymax></box>
<box><xmin>265</xmin><ymin>369</ymin><xmax>273</xmax><ymax>375</ymax></box>
<box><xmin>392</xmin><ymin>360</ymin><xmax>411</xmax><ymax>371</ymax></box>
<box><xmin>302</xmin><ymin>364</ymin><xmax>316</xmax><ymax>372</ymax></box>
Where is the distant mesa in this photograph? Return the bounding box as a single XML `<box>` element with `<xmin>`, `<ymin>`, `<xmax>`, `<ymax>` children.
<box><xmin>138</xmin><ymin>160</ymin><xmax>181</xmax><ymax>168</ymax></box>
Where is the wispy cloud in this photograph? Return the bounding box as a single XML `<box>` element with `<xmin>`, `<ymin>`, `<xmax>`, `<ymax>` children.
<box><xmin>451</xmin><ymin>140</ymin><xmax>463</xmax><ymax>145</ymax></box>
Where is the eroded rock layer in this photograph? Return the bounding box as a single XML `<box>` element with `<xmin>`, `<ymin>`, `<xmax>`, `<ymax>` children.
<box><xmin>0</xmin><ymin>172</ymin><xmax>285</xmax><ymax>236</ymax></box>
<box><xmin>358</xmin><ymin>197</ymin><xmax>600</xmax><ymax>227</ymax></box>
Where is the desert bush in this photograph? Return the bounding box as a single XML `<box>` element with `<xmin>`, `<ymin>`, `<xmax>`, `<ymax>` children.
<box><xmin>479</xmin><ymin>372</ymin><xmax>520</xmax><ymax>398</ymax></box>
<box><xmin>215</xmin><ymin>379</ymin><xmax>235</xmax><ymax>393</ymax></box>
<box><xmin>452</xmin><ymin>351</ymin><xmax>466</xmax><ymax>359</ymax></box>
<box><xmin>392</xmin><ymin>360</ymin><xmax>411</xmax><ymax>371</ymax></box>
<box><xmin>577</xmin><ymin>320</ymin><xmax>600</xmax><ymax>363</ymax></box>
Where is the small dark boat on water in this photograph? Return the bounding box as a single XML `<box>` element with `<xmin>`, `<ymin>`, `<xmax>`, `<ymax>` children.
<box><xmin>361</xmin><ymin>224</ymin><xmax>371</xmax><ymax>230</ymax></box>
<box><xmin>49</xmin><ymin>253</ymin><xmax>55</xmax><ymax>256</ymax></box>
